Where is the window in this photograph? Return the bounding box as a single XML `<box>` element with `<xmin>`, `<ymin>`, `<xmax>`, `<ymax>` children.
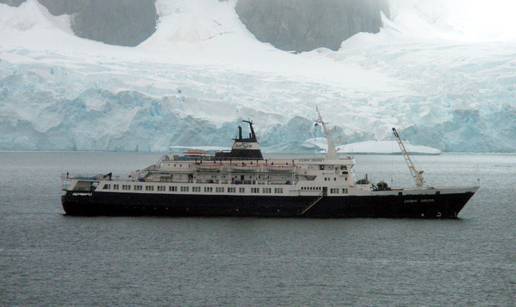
<box><xmin>228</xmin><ymin>187</ymin><xmax>236</xmax><ymax>193</ymax></box>
<box><xmin>251</xmin><ymin>188</ymin><xmax>260</xmax><ymax>193</ymax></box>
<box><xmin>145</xmin><ymin>185</ymin><xmax>154</xmax><ymax>191</ymax></box>
<box><xmin>113</xmin><ymin>184</ymin><xmax>119</xmax><ymax>190</ymax></box>
<box><xmin>342</xmin><ymin>188</ymin><xmax>348</xmax><ymax>194</ymax></box>
<box><xmin>157</xmin><ymin>186</ymin><xmax>166</xmax><ymax>191</ymax></box>
<box><xmin>216</xmin><ymin>187</ymin><xmax>224</xmax><ymax>193</ymax></box>
<box><xmin>134</xmin><ymin>185</ymin><xmax>142</xmax><ymax>191</ymax></box>
<box><xmin>169</xmin><ymin>186</ymin><xmax>177</xmax><ymax>192</ymax></box>
<box><xmin>239</xmin><ymin>187</ymin><xmax>245</xmax><ymax>193</ymax></box>
<box><xmin>192</xmin><ymin>187</ymin><xmax>201</xmax><ymax>192</ymax></box>
<box><xmin>204</xmin><ymin>187</ymin><xmax>213</xmax><ymax>193</ymax></box>
<box><xmin>103</xmin><ymin>184</ymin><xmax>111</xmax><ymax>190</ymax></box>
<box><xmin>122</xmin><ymin>185</ymin><xmax>131</xmax><ymax>190</ymax></box>
<box><xmin>180</xmin><ymin>186</ymin><xmax>189</xmax><ymax>192</ymax></box>
<box><xmin>262</xmin><ymin>188</ymin><xmax>272</xmax><ymax>194</ymax></box>
<box><xmin>274</xmin><ymin>188</ymin><xmax>283</xmax><ymax>194</ymax></box>
<box><xmin>330</xmin><ymin>188</ymin><xmax>339</xmax><ymax>194</ymax></box>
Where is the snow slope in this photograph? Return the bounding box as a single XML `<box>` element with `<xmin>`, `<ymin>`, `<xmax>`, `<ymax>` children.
<box><xmin>0</xmin><ymin>0</ymin><xmax>515</xmax><ymax>152</ymax></box>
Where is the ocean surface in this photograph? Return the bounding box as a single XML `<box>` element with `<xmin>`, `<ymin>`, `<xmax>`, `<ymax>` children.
<box><xmin>0</xmin><ymin>152</ymin><xmax>514</xmax><ymax>306</ymax></box>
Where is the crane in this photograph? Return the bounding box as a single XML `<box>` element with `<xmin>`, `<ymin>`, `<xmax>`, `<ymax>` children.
<box><xmin>392</xmin><ymin>128</ymin><xmax>425</xmax><ymax>188</ymax></box>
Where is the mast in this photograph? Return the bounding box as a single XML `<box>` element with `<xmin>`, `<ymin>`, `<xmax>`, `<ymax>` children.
<box><xmin>242</xmin><ymin>120</ymin><xmax>257</xmax><ymax>141</ymax></box>
<box><xmin>392</xmin><ymin>128</ymin><xmax>425</xmax><ymax>188</ymax></box>
<box><xmin>315</xmin><ymin>107</ymin><xmax>337</xmax><ymax>160</ymax></box>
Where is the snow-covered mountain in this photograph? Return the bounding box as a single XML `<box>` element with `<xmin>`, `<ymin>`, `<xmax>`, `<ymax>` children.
<box><xmin>0</xmin><ymin>0</ymin><xmax>515</xmax><ymax>152</ymax></box>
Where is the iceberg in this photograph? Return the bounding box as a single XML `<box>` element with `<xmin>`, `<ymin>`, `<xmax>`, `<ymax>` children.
<box><xmin>302</xmin><ymin>138</ymin><xmax>441</xmax><ymax>155</ymax></box>
<box><xmin>337</xmin><ymin>141</ymin><xmax>441</xmax><ymax>155</ymax></box>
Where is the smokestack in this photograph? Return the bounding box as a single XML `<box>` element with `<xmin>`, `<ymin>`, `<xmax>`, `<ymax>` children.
<box><xmin>238</xmin><ymin>126</ymin><xmax>242</xmax><ymax>140</ymax></box>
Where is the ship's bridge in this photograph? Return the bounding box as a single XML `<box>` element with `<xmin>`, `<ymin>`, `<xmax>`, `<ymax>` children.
<box><xmin>214</xmin><ymin>120</ymin><xmax>264</xmax><ymax>160</ymax></box>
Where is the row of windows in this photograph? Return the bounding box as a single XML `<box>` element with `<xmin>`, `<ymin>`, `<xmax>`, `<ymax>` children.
<box><xmin>103</xmin><ymin>184</ymin><xmax>284</xmax><ymax>194</ymax></box>
<box><xmin>317</xmin><ymin>165</ymin><xmax>348</xmax><ymax>170</ymax></box>
<box><xmin>330</xmin><ymin>188</ymin><xmax>348</xmax><ymax>194</ymax></box>
<box><xmin>300</xmin><ymin>187</ymin><xmax>349</xmax><ymax>194</ymax></box>
<box><xmin>301</xmin><ymin>187</ymin><xmax>322</xmax><ymax>191</ymax></box>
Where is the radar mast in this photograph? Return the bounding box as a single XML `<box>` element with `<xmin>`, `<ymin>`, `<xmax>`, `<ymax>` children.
<box><xmin>315</xmin><ymin>107</ymin><xmax>337</xmax><ymax>160</ymax></box>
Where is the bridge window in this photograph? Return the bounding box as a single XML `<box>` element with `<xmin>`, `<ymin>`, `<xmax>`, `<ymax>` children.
<box><xmin>113</xmin><ymin>184</ymin><xmax>119</xmax><ymax>190</ymax></box>
<box><xmin>262</xmin><ymin>188</ymin><xmax>272</xmax><ymax>194</ymax></box>
<box><xmin>145</xmin><ymin>186</ymin><xmax>154</xmax><ymax>191</ymax></box>
<box><xmin>228</xmin><ymin>187</ymin><xmax>236</xmax><ymax>193</ymax></box>
<box><xmin>342</xmin><ymin>188</ymin><xmax>348</xmax><ymax>194</ymax></box>
<box><xmin>180</xmin><ymin>186</ymin><xmax>189</xmax><ymax>192</ymax></box>
<box><xmin>216</xmin><ymin>187</ymin><xmax>224</xmax><ymax>193</ymax></box>
<box><xmin>251</xmin><ymin>188</ymin><xmax>260</xmax><ymax>193</ymax></box>
<box><xmin>204</xmin><ymin>187</ymin><xmax>213</xmax><ymax>192</ymax></box>
<box><xmin>134</xmin><ymin>185</ymin><xmax>142</xmax><ymax>191</ymax></box>
<box><xmin>122</xmin><ymin>185</ymin><xmax>131</xmax><ymax>190</ymax></box>
<box><xmin>192</xmin><ymin>187</ymin><xmax>201</xmax><ymax>192</ymax></box>
<box><xmin>157</xmin><ymin>186</ymin><xmax>166</xmax><ymax>191</ymax></box>
<box><xmin>239</xmin><ymin>187</ymin><xmax>245</xmax><ymax>193</ymax></box>
<box><xmin>274</xmin><ymin>188</ymin><xmax>283</xmax><ymax>194</ymax></box>
<box><xmin>103</xmin><ymin>184</ymin><xmax>111</xmax><ymax>190</ymax></box>
<box><xmin>169</xmin><ymin>186</ymin><xmax>177</xmax><ymax>192</ymax></box>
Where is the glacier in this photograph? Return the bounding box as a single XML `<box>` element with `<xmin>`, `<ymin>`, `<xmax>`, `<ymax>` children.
<box><xmin>0</xmin><ymin>0</ymin><xmax>515</xmax><ymax>152</ymax></box>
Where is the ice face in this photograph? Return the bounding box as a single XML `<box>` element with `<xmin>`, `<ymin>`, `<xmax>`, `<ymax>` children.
<box><xmin>0</xmin><ymin>0</ymin><xmax>514</xmax><ymax>152</ymax></box>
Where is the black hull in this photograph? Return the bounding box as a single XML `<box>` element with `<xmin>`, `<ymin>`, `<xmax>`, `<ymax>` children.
<box><xmin>62</xmin><ymin>191</ymin><xmax>475</xmax><ymax>219</ymax></box>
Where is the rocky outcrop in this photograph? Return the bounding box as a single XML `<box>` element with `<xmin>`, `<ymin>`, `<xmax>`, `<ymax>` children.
<box><xmin>1</xmin><ymin>0</ymin><xmax>390</xmax><ymax>50</ymax></box>
<box><xmin>0</xmin><ymin>0</ymin><xmax>25</xmax><ymax>6</ymax></box>
<box><xmin>236</xmin><ymin>0</ymin><xmax>389</xmax><ymax>52</ymax></box>
<box><xmin>0</xmin><ymin>0</ymin><xmax>157</xmax><ymax>46</ymax></box>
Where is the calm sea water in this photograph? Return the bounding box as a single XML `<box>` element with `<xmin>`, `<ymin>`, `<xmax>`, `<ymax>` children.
<box><xmin>0</xmin><ymin>152</ymin><xmax>514</xmax><ymax>306</ymax></box>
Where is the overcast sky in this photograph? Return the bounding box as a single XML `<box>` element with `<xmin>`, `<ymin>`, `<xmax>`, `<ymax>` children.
<box><xmin>390</xmin><ymin>0</ymin><xmax>516</xmax><ymax>41</ymax></box>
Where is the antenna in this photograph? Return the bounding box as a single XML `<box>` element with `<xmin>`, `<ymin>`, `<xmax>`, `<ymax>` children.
<box><xmin>315</xmin><ymin>107</ymin><xmax>337</xmax><ymax>160</ymax></box>
<box><xmin>392</xmin><ymin>128</ymin><xmax>425</xmax><ymax>188</ymax></box>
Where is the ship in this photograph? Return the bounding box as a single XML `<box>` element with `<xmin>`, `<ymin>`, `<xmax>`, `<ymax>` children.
<box><xmin>61</xmin><ymin>109</ymin><xmax>479</xmax><ymax>218</ymax></box>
